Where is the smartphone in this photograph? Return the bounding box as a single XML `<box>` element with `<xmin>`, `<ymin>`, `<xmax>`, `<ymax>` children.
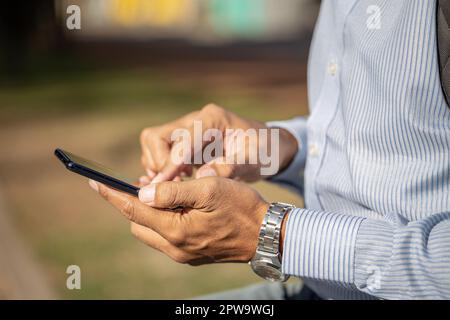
<box><xmin>54</xmin><ymin>148</ymin><xmax>139</xmax><ymax>196</ymax></box>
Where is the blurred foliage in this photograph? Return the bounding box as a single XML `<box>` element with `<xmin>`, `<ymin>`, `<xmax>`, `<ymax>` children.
<box><xmin>0</xmin><ymin>55</ymin><xmax>296</xmax><ymax>125</ymax></box>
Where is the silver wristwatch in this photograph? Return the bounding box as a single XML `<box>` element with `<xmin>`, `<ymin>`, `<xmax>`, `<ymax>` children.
<box><xmin>250</xmin><ymin>202</ymin><xmax>294</xmax><ymax>282</ymax></box>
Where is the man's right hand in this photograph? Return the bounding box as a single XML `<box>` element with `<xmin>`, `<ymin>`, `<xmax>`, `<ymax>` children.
<box><xmin>139</xmin><ymin>103</ymin><xmax>298</xmax><ymax>183</ymax></box>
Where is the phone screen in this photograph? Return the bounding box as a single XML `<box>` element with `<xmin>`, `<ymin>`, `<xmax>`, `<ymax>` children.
<box><xmin>55</xmin><ymin>148</ymin><xmax>139</xmax><ymax>196</ymax></box>
<box><xmin>63</xmin><ymin>150</ymin><xmax>135</xmax><ymax>184</ymax></box>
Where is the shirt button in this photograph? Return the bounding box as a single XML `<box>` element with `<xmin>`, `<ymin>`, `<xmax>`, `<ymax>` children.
<box><xmin>309</xmin><ymin>144</ymin><xmax>320</xmax><ymax>157</ymax></box>
<box><xmin>328</xmin><ymin>61</ymin><xmax>338</xmax><ymax>76</ymax></box>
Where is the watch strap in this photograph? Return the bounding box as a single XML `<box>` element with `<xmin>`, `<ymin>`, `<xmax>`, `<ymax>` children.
<box><xmin>257</xmin><ymin>202</ymin><xmax>294</xmax><ymax>255</ymax></box>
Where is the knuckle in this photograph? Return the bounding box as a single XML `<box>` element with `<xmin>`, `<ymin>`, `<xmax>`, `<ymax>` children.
<box><xmin>199</xmin><ymin>178</ymin><xmax>220</xmax><ymax>206</ymax></box>
<box><xmin>204</xmin><ymin>177</ymin><xmax>221</xmax><ymax>191</ymax></box>
<box><xmin>193</xmin><ymin>239</ymin><xmax>210</xmax><ymax>252</ymax></box>
<box><xmin>98</xmin><ymin>185</ymin><xmax>109</xmax><ymax>200</ymax></box>
<box><xmin>167</xmin><ymin>229</ymin><xmax>186</xmax><ymax>247</ymax></box>
<box><xmin>130</xmin><ymin>223</ymin><xmax>140</xmax><ymax>237</ymax></box>
<box><xmin>140</xmin><ymin>128</ymin><xmax>151</xmax><ymax>143</ymax></box>
<box><xmin>201</xmin><ymin>103</ymin><xmax>224</xmax><ymax>115</ymax></box>
<box><xmin>120</xmin><ymin>199</ymin><xmax>136</xmax><ymax>221</ymax></box>
<box><xmin>156</xmin><ymin>182</ymin><xmax>178</xmax><ymax>207</ymax></box>
<box><xmin>170</xmin><ymin>251</ymin><xmax>190</xmax><ymax>264</ymax></box>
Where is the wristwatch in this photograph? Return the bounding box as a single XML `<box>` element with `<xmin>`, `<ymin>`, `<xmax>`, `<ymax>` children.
<box><xmin>250</xmin><ymin>202</ymin><xmax>295</xmax><ymax>282</ymax></box>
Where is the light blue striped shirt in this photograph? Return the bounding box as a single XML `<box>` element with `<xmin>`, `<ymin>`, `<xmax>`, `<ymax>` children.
<box><xmin>269</xmin><ymin>0</ymin><xmax>450</xmax><ymax>299</ymax></box>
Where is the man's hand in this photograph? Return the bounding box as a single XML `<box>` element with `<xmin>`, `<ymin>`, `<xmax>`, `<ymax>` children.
<box><xmin>89</xmin><ymin>177</ymin><xmax>270</xmax><ymax>265</ymax></box>
<box><xmin>139</xmin><ymin>103</ymin><xmax>298</xmax><ymax>183</ymax></box>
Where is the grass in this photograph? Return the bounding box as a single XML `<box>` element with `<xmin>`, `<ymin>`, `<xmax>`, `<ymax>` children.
<box><xmin>0</xmin><ymin>64</ymin><xmax>306</xmax><ymax>299</ymax></box>
<box><xmin>0</xmin><ymin>65</ymin><xmax>294</xmax><ymax>124</ymax></box>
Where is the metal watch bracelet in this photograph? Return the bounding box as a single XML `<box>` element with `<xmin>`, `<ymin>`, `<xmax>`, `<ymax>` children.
<box><xmin>250</xmin><ymin>202</ymin><xmax>295</xmax><ymax>282</ymax></box>
<box><xmin>257</xmin><ymin>202</ymin><xmax>295</xmax><ymax>255</ymax></box>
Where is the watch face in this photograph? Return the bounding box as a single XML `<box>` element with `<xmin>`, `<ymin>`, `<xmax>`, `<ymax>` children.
<box><xmin>251</xmin><ymin>260</ymin><xmax>286</xmax><ymax>282</ymax></box>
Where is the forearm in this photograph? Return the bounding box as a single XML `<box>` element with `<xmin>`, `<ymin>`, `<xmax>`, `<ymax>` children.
<box><xmin>277</xmin><ymin>128</ymin><xmax>299</xmax><ymax>174</ymax></box>
<box><xmin>266</xmin><ymin>117</ymin><xmax>308</xmax><ymax>194</ymax></box>
<box><xmin>281</xmin><ymin>208</ymin><xmax>450</xmax><ymax>299</ymax></box>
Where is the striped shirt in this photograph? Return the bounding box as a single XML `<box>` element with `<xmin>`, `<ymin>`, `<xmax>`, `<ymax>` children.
<box><xmin>269</xmin><ymin>0</ymin><xmax>450</xmax><ymax>299</ymax></box>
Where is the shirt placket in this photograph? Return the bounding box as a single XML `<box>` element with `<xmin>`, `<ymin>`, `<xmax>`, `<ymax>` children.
<box><xmin>305</xmin><ymin>1</ymin><xmax>355</xmax><ymax>210</ymax></box>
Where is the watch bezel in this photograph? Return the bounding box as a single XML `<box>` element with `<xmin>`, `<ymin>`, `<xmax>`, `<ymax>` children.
<box><xmin>251</xmin><ymin>252</ymin><xmax>289</xmax><ymax>282</ymax></box>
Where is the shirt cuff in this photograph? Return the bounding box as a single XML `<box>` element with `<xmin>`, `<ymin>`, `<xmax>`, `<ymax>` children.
<box><xmin>266</xmin><ymin>117</ymin><xmax>308</xmax><ymax>193</ymax></box>
<box><xmin>354</xmin><ymin>218</ymin><xmax>395</xmax><ymax>295</ymax></box>
<box><xmin>282</xmin><ymin>208</ymin><xmax>365</xmax><ymax>285</ymax></box>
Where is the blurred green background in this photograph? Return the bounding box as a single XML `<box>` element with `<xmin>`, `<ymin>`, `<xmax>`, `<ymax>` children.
<box><xmin>0</xmin><ymin>0</ymin><xmax>318</xmax><ymax>299</ymax></box>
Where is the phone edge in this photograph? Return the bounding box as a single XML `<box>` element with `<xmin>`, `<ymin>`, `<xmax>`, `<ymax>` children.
<box><xmin>54</xmin><ymin>149</ymin><xmax>140</xmax><ymax>197</ymax></box>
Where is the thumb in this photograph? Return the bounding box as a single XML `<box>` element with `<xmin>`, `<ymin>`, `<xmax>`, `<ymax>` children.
<box><xmin>139</xmin><ymin>179</ymin><xmax>214</xmax><ymax>209</ymax></box>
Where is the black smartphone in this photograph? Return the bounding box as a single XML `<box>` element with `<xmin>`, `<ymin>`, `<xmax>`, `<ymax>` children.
<box><xmin>54</xmin><ymin>148</ymin><xmax>139</xmax><ymax>196</ymax></box>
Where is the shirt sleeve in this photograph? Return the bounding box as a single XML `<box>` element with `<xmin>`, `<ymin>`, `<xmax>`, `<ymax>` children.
<box><xmin>266</xmin><ymin>117</ymin><xmax>308</xmax><ymax>195</ymax></box>
<box><xmin>282</xmin><ymin>208</ymin><xmax>450</xmax><ymax>299</ymax></box>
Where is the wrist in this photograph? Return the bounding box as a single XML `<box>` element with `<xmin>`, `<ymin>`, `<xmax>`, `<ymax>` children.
<box><xmin>250</xmin><ymin>202</ymin><xmax>294</xmax><ymax>282</ymax></box>
<box><xmin>277</xmin><ymin>128</ymin><xmax>299</xmax><ymax>174</ymax></box>
<box><xmin>279</xmin><ymin>210</ymin><xmax>290</xmax><ymax>256</ymax></box>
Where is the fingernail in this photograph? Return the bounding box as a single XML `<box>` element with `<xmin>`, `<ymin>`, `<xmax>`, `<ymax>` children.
<box><xmin>139</xmin><ymin>176</ymin><xmax>150</xmax><ymax>185</ymax></box>
<box><xmin>139</xmin><ymin>184</ymin><xmax>156</xmax><ymax>205</ymax></box>
<box><xmin>88</xmin><ymin>179</ymin><xmax>99</xmax><ymax>192</ymax></box>
<box><xmin>196</xmin><ymin>167</ymin><xmax>217</xmax><ymax>178</ymax></box>
<box><xmin>151</xmin><ymin>172</ymin><xmax>165</xmax><ymax>184</ymax></box>
<box><xmin>146</xmin><ymin>169</ymin><xmax>156</xmax><ymax>179</ymax></box>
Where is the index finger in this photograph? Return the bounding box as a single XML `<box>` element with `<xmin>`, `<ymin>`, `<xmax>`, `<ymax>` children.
<box><xmin>89</xmin><ymin>180</ymin><xmax>177</xmax><ymax>237</ymax></box>
<box><xmin>141</xmin><ymin>131</ymin><xmax>171</xmax><ymax>173</ymax></box>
